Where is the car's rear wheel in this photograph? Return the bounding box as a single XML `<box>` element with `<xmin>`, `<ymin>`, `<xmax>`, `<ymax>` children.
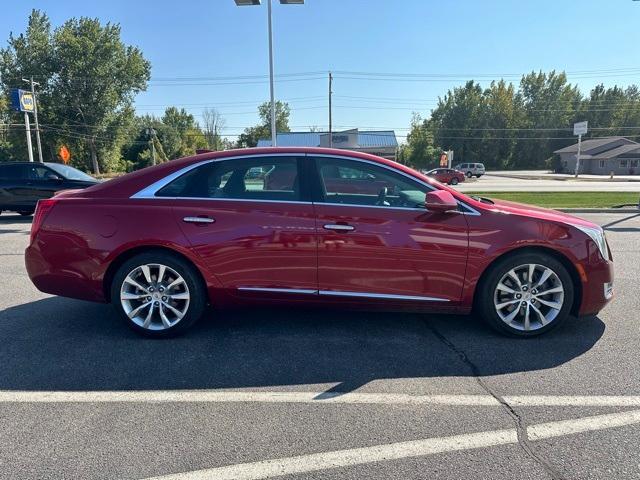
<box><xmin>111</xmin><ymin>251</ymin><xmax>206</xmax><ymax>337</ymax></box>
<box><xmin>466</xmin><ymin>171</ymin><xmax>472</xmax><ymax>178</ymax></box>
<box><xmin>477</xmin><ymin>252</ymin><xmax>574</xmax><ymax>337</ymax></box>
<box><xmin>450</xmin><ymin>177</ymin><xmax>459</xmax><ymax>185</ymax></box>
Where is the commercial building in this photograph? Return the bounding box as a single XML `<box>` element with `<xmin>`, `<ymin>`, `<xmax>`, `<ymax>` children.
<box><xmin>257</xmin><ymin>129</ymin><xmax>398</xmax><ymax>160</ymax></box>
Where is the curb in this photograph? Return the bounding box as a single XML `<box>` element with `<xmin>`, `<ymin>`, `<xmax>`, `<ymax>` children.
<box><xmin>487</xmin><ymin>173</ymin><xmax>640</xmax><ymax>183</ymax></box>
<box><xmin>557</xmin><ymin>208</ymin><xmax>640</xmax><ymax>213</ymax></box>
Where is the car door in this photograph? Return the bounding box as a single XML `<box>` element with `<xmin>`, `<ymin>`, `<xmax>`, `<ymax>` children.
<box><xmin>160</xmin><ymin>155</ymin><xmax>318</xmax><ymax>293</ymax></box>
<box><xmin>310</xmin><ymin>155</ymin><xmax>469</xmax><ymax>303</ymax></box>
<box><xmin>0</xmin><ymin>164</ymin><xmax>35</xmax><ymax>210</ymax></box>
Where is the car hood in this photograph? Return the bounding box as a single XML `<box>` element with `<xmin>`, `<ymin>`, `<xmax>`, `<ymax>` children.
<box><xmin>484</xmin><ymin>198</ymin><xmax>598</xmax><ymax>229</ymax></box>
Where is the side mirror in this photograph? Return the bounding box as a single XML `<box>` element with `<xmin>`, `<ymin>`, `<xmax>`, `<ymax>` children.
<box><xmin>46</xmin><ymin>173</ymin><xmax>63</xmax><ymax>182</ymax></box>
<box><xmin>425</xmin><ymin>190</ymin><xmax>458</xmax><ymax>213</ymax></box>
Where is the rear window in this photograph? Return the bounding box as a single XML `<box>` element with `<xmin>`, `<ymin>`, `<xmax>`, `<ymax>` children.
<box><xmin>156</xmin><ymin>157</ymin><xmax>301</xmax><ymax>202</ymax></box>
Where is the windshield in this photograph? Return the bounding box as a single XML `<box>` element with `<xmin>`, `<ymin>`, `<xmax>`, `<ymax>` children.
<box><xmin>46</xmin><ymin>163</ymin><xmax>97</xmax><ymax>182</ymax></box>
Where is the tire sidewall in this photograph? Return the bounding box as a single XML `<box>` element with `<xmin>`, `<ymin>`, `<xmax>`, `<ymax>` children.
<box><xmin>110</xmin><ymin>252</ymin><xmax>206</xmax><ymax>338</ymax></box>
<box><xmin>478</xmin><ymin>252</ymin><xmax>574</xmax><ymax>337</ymax></box>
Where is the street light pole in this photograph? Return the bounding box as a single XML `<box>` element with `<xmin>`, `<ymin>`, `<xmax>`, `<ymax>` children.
<box><xmin>267</xmin><ymin>0</ymin><xmax>277</xmax><ymax>147</ymax></box>
<box><xmin>234</xmin><ymin>0</ymin><xmax>304</xmax><ymax>147</ymax></box>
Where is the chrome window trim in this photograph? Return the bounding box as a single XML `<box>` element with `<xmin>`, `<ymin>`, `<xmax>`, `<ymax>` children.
<box><xmin>129</xmin><ymin>151</ymin><xmax>480</xmax><ymax>216</ymax></box>
<box><xmin>130</xmin><ymin>153</ymin><xmax>303</xmax><ymax>199</ymax></box>
<box><xmin>318</xmin><ymin>290</ymin><xmax>450</xmax><ymax>302</ymax></box>
<box><xmin>310</xmin><ymin>153</ymin><xmax>481</xmax><ymax>216</ymax></box>
<box><xmin>236</xmin><ymin>287</ymin><xmax>451</xmax><ymax>302</ymax></box>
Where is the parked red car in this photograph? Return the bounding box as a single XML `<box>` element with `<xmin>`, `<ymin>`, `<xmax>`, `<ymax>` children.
<box><xmin>25</xmin><ymin>147</ymin><xmax>613</xmax><ymax>338</ymax></box>
<box><xmin>425</xmin><ymin>168</ymin><xmax>466</xmax><ymax>185</ymax></box>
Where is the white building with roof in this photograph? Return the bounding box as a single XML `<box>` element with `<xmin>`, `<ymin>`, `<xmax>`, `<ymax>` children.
<box><xmin>554</xmin><ymin>136</ymin><xmax>640</xmax><ymax>175</ymax></box>
<box><xmin>257</xmin><ymin>129</ymin><xmax>398</xmax><ymax>160</ymax></box>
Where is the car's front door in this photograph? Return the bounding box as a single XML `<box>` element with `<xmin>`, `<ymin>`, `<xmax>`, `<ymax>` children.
<box><xmin>159</xmin><ymin>155</ymin><xmax>318</xmax><ymax>293</ymax></box>
<box><xmin>311</xmin><ymin>156</ymin><xmax>469</xmax><ymax>303</ymax></box>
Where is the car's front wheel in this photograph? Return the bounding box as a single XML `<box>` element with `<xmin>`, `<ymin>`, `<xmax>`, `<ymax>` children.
<box><xmin>477</xmin><ymin>252</ymin><xmax>574</xmax><ymax>337</ymax></box>
<box><xmin>450</xmin><ymin>177</ymin><xmax>459</xmax><ymax>185</ymax></box>
<box><xmin>111</xmin><ymin>251</ymin><xmax>206</xmax><ymax>337</ymax></box>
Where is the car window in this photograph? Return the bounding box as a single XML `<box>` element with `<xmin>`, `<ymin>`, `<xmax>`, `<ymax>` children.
<box><xmin>315</xmin><ymin>157</ymin><xmax>431</xmax><ymax>208</ymax></box>
<box><xmin>156</xmin><ymin>156</ymin><xmax>301</xmax><ymax>202</ymax></box>
<box><xmin>25</xmin><ymin>165</ymin><xmax>54</xmax><ymax>180</ymax></box>
<box><xmin>0</xmin><ymin>164</ymin><xmax>28</xmax><ymax>180</ymax></box>
<box><xmin>47</xmin><ymin>163</ymin><xmax>97</xmax><ymax>182</ymax></box>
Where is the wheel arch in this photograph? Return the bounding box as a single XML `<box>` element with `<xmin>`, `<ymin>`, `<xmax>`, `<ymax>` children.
<box><xmin>103</xmin><ymin>245</ymin><xmax>209</xmax><ymax>303</ymax></box>
<box><xmin>473</xmin><ymin>246</ymin><xmax>583</xmax><ymax>316</ymax></box>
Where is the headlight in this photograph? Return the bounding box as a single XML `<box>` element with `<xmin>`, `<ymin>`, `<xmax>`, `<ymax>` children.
<box><xmin>574</xmin><ymin>225</ymin><xmax>608</xmax><ymax>260</ymax></box>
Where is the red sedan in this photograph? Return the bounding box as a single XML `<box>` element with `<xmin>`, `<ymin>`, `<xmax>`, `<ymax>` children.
<box><xmin>25</xmin><ymin>147</ymin><xmax>613</xmax><ymax>338</ymax></box>
<box><xmin>425</xmin><ymin>168</ymin><xmax>466</xmax><ymax>185</ymax></box>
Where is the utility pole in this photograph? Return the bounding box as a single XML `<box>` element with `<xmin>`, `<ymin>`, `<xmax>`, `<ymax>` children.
<box><xmin>23</xmin><ymin>77</ymin><xmax>43</xmax><ymax>163</ymax></box>
<box><xmin>328</xmin><ymin>71</ymin><xmax>333</xmax><ymax>148</ymax></box>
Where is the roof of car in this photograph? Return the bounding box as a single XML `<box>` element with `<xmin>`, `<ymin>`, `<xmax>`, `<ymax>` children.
<box><xmin>83</xmin><ymin>147</ymin><xmax>442</xmax><ymax>199</ymax></box>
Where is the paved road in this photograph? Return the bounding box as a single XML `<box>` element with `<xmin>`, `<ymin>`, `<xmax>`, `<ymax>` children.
<box><xmin>455</xmin><ymin>175</ymin><xmax>640</xmax><ymax>192</ymax></box>
<box><xmin>1</xmin><ymin>211</ymin><xmax>639</xmax><ymax>479</ymax></box>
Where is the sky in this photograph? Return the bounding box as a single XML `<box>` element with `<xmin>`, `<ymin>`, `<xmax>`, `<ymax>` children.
<box><xmin>2</xmin><ymin>0</ymin><xmax>640</xmax><ymax>143</ymax></box>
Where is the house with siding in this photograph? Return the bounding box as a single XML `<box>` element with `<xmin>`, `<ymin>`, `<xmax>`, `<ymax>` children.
<box><xmin>554</xmin><ymin>137</ymin><xmax>640</xmax><ymax>175</ymax></box>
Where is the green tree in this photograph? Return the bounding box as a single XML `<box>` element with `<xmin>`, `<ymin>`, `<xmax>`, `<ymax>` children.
<box><xmin>399</xmin><ymin>113</ymin><xmax>439</xmax><ymax>169</ymax></box>
<box><xmin>237</xmin><ymin>101</ymin><xmax>290</xmax><ymax>148</ymax></box>
<box><xmin>0</xmin><ymin>10</ymin><xmax>151</xmax><ymax>173</ymax></box>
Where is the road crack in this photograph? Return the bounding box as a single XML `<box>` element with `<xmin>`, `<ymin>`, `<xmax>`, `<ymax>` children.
<box><xmin>424</xmin><ymin>320</ymin><xmax>566</xmax><ymax>480</ymax></box>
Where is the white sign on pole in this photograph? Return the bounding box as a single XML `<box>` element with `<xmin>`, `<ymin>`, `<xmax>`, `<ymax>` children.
<box><xmin>574</xmin><ymin>121</ymin><xmax>588</xmax><ymax>136</ymax></box>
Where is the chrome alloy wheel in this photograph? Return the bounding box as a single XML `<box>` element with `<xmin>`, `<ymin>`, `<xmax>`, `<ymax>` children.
<box><xmin>120</xmin><ymin>263</ymin><xmax>190</xmax><ymax>331</ymax></box>
<box><xmin>493</xmin><ymin>263</ymin><xmax>565</xmax><ymax>332</ymax></box>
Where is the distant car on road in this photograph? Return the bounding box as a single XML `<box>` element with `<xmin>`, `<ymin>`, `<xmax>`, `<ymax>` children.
<box><xmin>425</xmin><ymin>168</ymin><xmax>466</xmax><ymax>185</ymax></box>
<box><xmin>0</xmin><ymin>162</ymin><xmax>98</xmax><ymax>216</ymax></box>
<box><xmin>25</xmin><ymin>147</ymin><xmax>614</xmax><ymax>339</ymax></box>
<box><xmin>455</xmin><ymin>163</ymin><xmax>486</xmax><ymax>178</ymax></box>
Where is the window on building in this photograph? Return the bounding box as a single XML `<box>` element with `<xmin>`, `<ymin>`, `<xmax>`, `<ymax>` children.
<box><xmin>620</xmin><ymin>159</ymin><xmax>628</xmax><ymax>168</ymax></box>
<box><xmin>630</xmin><ymin>159</ymin><xmax>639</xmax><ymax>168</ymax></box>
<box><xmin>599</xmin><ymin>160</ymin><xmax>606</xmax><ymax>169</ymax></box>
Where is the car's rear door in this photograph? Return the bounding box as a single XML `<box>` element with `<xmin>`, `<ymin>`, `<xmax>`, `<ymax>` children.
<box><xmin>310</xmin><ymin>155</ymin><xmax>469</xmax><ymax>304</ymax></box>
<box><xmin>0</xmin><ymin>164</ymin><xmax>34</xmax><ymax>210</ymax></box>
<box><xmin>162</xmin><ymin>155</ymin><xmax>318</xmax><ymax>294</ymax></box>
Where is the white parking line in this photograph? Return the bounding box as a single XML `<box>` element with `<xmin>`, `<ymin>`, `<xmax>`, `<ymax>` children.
<box><xmin>2</xmin><ymin>390</ymin><xmax>640</xmax><ymax>407</ymax></box>
<box><xmin>143</xmin><ymin>409</ymin><xmax>640</xmax><ymax>480</ymax></box>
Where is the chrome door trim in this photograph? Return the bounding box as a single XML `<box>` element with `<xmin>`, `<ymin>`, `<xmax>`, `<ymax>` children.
<box><xmin>318</xmin><ymin>290</ymin><xmax>450</xmax><ymax>302</ymax></box>
<box><xmin>236</xmin><ymin>287</ymin><xmax>451</xmax><ymax>302</ymax></box>
<box><xmin>183</xmin><ymin>216</ymin><xmax>215</xmax><ymax>224</ymax></box>
<box><xmin>309</xmin><ymin>153</ymin><xmax>481</xmax><ymax>216</ymax></box>
<box><xmin>130</xmin><ymin>153</ymin><xmax>303</xmax><ymax>199</ymax></box>
<box><xmin>238</xmin><ymin>287</ymin><xmax>318</xmax><ymax>295</ymax></box>
<box><xmin>323</xmin><ymin>224</ymin><xmax>355</xmax><ymax>232</ymax></box>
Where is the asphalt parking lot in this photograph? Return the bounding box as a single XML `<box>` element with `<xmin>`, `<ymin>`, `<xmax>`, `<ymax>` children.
<box><xmin>1</xmin><ymin>211</ymin><xmax>639</xmax><ymax>480</ymax></box>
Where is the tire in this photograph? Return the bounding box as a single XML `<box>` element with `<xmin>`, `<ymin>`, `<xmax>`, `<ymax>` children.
<box><xmin>465</xmin><ymin>171</ymin><xmax>472</xmax><ymax>178</ymax></box>
<box><xmin>450</xmin><ymin>177</ymin><xmax>459</xmax><ymax>185</ymax></box>
<box><xmin>476</xmin><ymin>252</ymin><xmax>574</xmax><ymax>337</ymax></box>
<box><xmin>110</xmin><ymin>251</ymin><xmax>207</xmax><ymax>338</ymax></box>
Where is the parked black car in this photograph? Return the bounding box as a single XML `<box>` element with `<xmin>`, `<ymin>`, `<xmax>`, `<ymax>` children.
<box><xmin>0</xmin><ymin>162</ymin><xmax>99</xmax><ymax>216</ymax></box>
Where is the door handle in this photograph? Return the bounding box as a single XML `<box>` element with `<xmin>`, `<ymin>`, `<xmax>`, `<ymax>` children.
<box><xmin>323</xmin><ymin>223</ymin><xmax>355</xmax><ymax>232</ymax></box>
<box><xmin>183</xmin><ymin>216</ymin><xmax>215</xmax><ymax>224</ymax></box>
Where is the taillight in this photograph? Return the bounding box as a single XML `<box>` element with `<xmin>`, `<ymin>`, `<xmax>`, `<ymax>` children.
<box><xmin>30</xmin><ymin>198</ymin><xmax>57</xmax><ymax>244</ymax></box>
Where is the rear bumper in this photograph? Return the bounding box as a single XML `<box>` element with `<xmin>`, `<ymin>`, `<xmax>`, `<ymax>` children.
<box><xmin>25</xmin><ymin>244</ymin><xmax>107</xmax><ymax>303</ymax></box>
